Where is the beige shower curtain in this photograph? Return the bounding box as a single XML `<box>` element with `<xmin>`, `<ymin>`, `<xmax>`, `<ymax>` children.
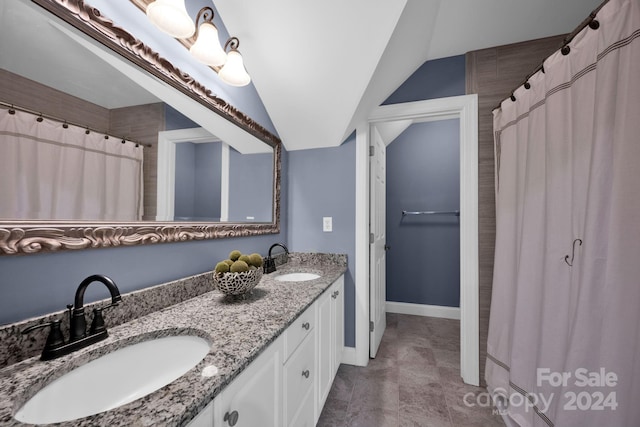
<box><xmin>0</xmin><ymin>108</ymin><xmax>143</xmax><ymax>221</ymax></box>
<box><xmin>487</xmin><ymin>0</ymin><xmax>640</xmax><ymax>426</ymax></box>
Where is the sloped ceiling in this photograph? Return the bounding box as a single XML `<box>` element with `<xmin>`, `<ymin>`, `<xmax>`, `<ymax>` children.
<box><xmin>214</xmin><ymin>0</ymin><xmax>603</xmax><ymax>151</ymax></box>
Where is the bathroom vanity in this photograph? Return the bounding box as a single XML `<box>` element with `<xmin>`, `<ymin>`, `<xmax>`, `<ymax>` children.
<box><xmin>189</xmin><ymin>275</ymin><xmax>344</xmax><ymax>427</ymax></box>
<box><xmin>0</xmin><ymin>253</ymin><xmax>347</xmax><ymax>426</ymax></box>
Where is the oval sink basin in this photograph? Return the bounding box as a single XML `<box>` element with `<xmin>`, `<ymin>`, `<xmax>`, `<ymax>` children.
<box><xmin>15</xmin><ymin>335</ymin><xmax>210</xmax><ymax>424</ymax></box>
<box><xmin>275</xmin><ymin>272</ymin><xmax>321</xmax><ymax>282</ymax></box>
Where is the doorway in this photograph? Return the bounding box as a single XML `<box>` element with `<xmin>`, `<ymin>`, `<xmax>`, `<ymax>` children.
<box><xmin>354</xmin><ymin>94</ymin><xmax>479</xmax><ymax>386</ymax></box>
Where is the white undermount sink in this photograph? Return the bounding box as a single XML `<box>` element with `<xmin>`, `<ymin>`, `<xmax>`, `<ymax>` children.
<box><xmin>14</xmin><ymin>335</ymin><xmax>210</xmax><ymax>424</ymax></box>
<box><xmin>275</xmin><ymin>272</ymin><xmax>321</xmax><ymax>282</ymax></box>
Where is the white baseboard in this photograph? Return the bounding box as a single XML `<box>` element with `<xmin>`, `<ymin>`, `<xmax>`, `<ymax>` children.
<box><xmin>340</xmin><ymin>346</ymin><xmax>367</xmax><ymax>367</ymax></box>
<box><xmin>386</xmin><ymin>301</ymin><xmax>461</xmax><ymax>320</ymax></box>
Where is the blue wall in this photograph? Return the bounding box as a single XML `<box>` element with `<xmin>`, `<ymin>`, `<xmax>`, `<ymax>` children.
<box><xmin>287</xmin><ymin>135</ymin><xmax>356</xmax><ymax>347</ymax></box>
<box><xmin>175</xmin><ymin>142</ymin><xmax>222</xmax><ymax>221</ymax></box>
<box><xmin>229</xmin><ymin>149</ymin><xmax>274</xmax><ymax>222</ymax></box>
<box><xmin>386</xmin><ymin>120</ymin><xmax>461</xmax><ymax>306</ymax></box>
<box><xmin>382</xmin><ymin>55</ymin><xmax>465</xmax><ymax>308</ymax></box>
<box><xmin>383</xmin><ymin>55</ymin><xmax>466</xmax><ymax>104</ymax></box>
<box><xmin>175</xmin><ymin>142</ymin><xmax>197</xmax><ymax>218</ymax></box>
<box><xmin>194</xmin><ymin>143</ymin><xmax>222</xmax><ymax>220</ymax></box>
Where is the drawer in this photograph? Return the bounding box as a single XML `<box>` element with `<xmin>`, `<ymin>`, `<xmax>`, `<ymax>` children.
<box><xmin>284</xmin><ymin>330</ymin><xmax>315</xmax><ymax>426</ymax></box>
<box><xmin>283</xmin><ymin>304</ymin><xmax>315</xmax><ymax>362</ymax></box>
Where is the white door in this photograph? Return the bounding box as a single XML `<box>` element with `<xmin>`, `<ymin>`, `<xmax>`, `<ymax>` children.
<box><xmin>369</xmin><ymin>126</ymin><xmax>387</xmax><ymax>358</ymax></box>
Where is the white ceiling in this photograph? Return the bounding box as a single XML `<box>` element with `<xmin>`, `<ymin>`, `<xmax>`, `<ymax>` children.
<box><xmin>3</xmin><ymin>0</ymin><xmax>603</xmax><ymax>152</ymax></box>
<box><xmin>215</xmin><ymin>0</ymin><xmax>603</xmax><ymax>151</ymax></box>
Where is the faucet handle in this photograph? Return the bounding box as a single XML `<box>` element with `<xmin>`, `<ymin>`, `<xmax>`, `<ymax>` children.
<box><xmin>22</xmin><ymin>319</ymin><xmax>66</xmax><ymax>351</ymax></box>
<box><xmin>89</xmin><ymin>302</ymin><xmax>119</xmax><ymax>335</ymax></box>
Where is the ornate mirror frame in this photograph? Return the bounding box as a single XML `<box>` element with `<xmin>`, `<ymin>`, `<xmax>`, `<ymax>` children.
<box><xmin>0</xmin><ymin>0</ymin><xmax>281</xmax><ymax>256</ymax></box>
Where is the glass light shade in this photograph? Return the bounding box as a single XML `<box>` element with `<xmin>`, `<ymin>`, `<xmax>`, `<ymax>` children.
<box><xmin>146</xmin><ymin>0</ymin><xmax>195</xmax><ymax>39</ymax></box>
<box><xmin>219</xmin><ymin>50</ymin><xmax>251</xmax><ymax>87</ymax></box>
<box><xmin>190</xmin><ymin>22</ymin><xmax>226</xmax><ymax>66</ymax></box>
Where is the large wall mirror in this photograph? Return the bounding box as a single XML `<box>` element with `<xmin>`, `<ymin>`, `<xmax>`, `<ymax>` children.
<box><xmin>0</xmin><ymin>0</ymin><xmax>281</xmax><ymax>255</ymax></box>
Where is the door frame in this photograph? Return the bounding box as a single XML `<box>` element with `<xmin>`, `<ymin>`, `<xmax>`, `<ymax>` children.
<box><xmin>156</xmin><ymin>127</ymin><xmax>223</xmax><ymax>221</ymax></box>
<box><xmin>350</xmin><ymin>94</ymin><xmax>479</xmax><ymax>386</ymax></box>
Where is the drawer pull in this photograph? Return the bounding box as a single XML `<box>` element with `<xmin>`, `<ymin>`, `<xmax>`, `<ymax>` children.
<box><xmin>302</xmin><ymin>322</ymin><xmax>310</xmax><ymax>330</ymax></box>
<box><xmin>224</xmin><ymin>410</ymin><xmax>239</xmax><ymax>426</ymax></box>
<box><xmin>302</xmin><ymin>369</ymin><xmax>310</xmax><ymax>379</ymax></box>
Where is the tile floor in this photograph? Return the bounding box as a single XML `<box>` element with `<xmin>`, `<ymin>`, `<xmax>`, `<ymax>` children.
<box><xmin>317</xmin><ymin>313</ymin><xmax>506</xmax><ymax>427</ymax></box>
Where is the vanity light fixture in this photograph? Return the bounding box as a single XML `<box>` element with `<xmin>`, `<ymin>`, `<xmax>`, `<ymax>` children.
<box><xmin>219</xmin><ymin>37</ymin><xmax>251</xmax><ymax>87</ymax></box>
<box><xmin>146</xmin><ymin>1</ymin><xmax>251</xmax><ymax>86</ymax></box>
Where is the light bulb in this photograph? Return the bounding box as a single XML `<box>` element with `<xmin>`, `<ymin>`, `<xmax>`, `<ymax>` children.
<box><xmin>219</xmin><ymin>50</ymin><xmax>251</xmax><ymax>87</ymax></box>
<box><xmin>190</xmin><ymin>22</ymin><xmax>226</xmax><ymax>66</ymax></box>
<box><xmin>147</xmin><ymin>0</ymin><xmax>195</xmax><ymax>39</ymax></box>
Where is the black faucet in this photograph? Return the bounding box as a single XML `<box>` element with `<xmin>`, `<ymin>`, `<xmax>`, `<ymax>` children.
<box><xmin>264</xmin><ymin>243</ymin><xmax>289</xmax><ymax>274</ymax></box>
<box><xmin>21</xmin><ymin>274</ymin><xmax>122</xmax><ymax>361</ymax></box>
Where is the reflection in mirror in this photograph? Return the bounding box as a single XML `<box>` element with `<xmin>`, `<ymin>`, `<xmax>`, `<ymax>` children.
<box><xmin>0</xmin><ymin>0</ymin><xmax>275</xmax><ymax>224</ymax></box>
<box><xmin>0</xmin><ymin>0</ymin><xmax>280</xmax><ymax>254</ymax></box>
<box><xmin>157</xmin><ymin>128</ymin><xmax>274</xmax><ymax>223</ymax></box>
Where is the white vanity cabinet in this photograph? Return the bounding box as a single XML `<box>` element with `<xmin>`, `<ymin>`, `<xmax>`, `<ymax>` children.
<box><xmin>316</xmin><ymin>275</ymin><xmax>344</xmax><ymax>421</ymax></box>
<box><xmin>186</xmin><ymin>274</ymin><xmax>344</xmax><ymax>427</ymax></box>
<box><xmin>213</xmin><ymin>335</ymin><xmax>284</xmax><ymax>427</ymax></box>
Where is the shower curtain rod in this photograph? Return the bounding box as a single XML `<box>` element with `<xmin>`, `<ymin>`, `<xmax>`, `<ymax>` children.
<box><xmin>493</xmin><ymin>0</ymin><xmax>610</xmax><ymax>111</ymax></box>
<box><xmin>0</xmin><ymin>101</ymin><xmax>151</xmax><ymax>148</ymax></box>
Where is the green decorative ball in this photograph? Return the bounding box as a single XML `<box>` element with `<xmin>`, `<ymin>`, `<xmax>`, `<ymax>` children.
<box><xmin>223</xmin><ymin>259</ymin><xmax>234</xmax><ymax>266</ymax></box>
<box><xmin>230</xmin><ymin>260</ymin><xmax>249</xmax><ymax>273</ymax></box>
<box><xmin>215</xmin><ymin>261</ymin><xmax>230</xmax><ymax>274</ymax></box>
<box><xmin>238</xmin><ymin>254</ymin><xmax>251</xmax><ymax>264</ymax></box>
<box><xmin>229</xmin><ymin>250</ymin><xmax>242</xmax><ymax>261</ymax></box>
<box><xmin>248</xmin><ymin>253</ymin><xmax>264</xmax><ymax>267</ymax></box>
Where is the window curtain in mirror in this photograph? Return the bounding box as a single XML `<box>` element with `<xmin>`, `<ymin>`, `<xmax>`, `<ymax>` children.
<box><xmin>487</xmin><ymin>0</ymin><xmax>640</xmax><ymax>426</ymax></box>
<box><xmin>0</xmin><ymin>108</ymin><xmax>143</xmax><ymax>221</ymax></box>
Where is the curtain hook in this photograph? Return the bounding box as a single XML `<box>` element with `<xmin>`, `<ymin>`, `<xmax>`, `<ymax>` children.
<box><xmin>561</xmin><ymin>45</ymin><xmax>571</xmax><ymax>56</ymax></box>
<box><xmin>564</xmin><ymin>238</ymin><xmax>583</xmax><ymax>267</ymax></box>
<box><xmin>62</xmin><ymin>121</ymin><xmax>69</xmax><ymax>129</ymax></box>
<box><xmin>8</xmin><ymin>105</ymin><xmax>15</xmax><ymax>115</ymax></box>
<box><xmin>524</xmin><ymin>82</ymin><xmax>531</xmax><ymax>90</ymax></box>
<box><xmin>85</xmin><ymin>127</ymin><xmax>90</xmax><ymax>135</ymax></box>
<box><xmin>37</xmin><ymin>113</ymin><xmax>44</xmax><ymax>122</ymax></box>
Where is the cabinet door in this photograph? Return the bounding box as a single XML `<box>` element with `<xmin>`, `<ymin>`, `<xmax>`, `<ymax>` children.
<box><xmin>316</xmin><ymin>289</ymin><xmax>333</xmax><ymax>412</ymax></box>
<box><xmin>332</xmin><ymin>276</ymin><xmax>344</xmax><ymax>377</ymax></box>
<box><xmin>214</xmin><ymin>338</ymin><xmax>282</xmax><ymax>427</ymax></box>
<box><xmin>186</xmin><ymin>399</ymin><xmax>214</xmax><ymax>427</ymax></box>
<box><xmin>289</xmin><ymin>384</ymin><xmax>315</xmax><ymax>427</ymax></box>
<box><xmin>284</xmin><ymin>331</ymin><xmax>315</xmax><ymax>426</ymax></box>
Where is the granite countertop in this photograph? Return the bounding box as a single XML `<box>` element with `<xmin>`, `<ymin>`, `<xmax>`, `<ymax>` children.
<box><xmin>0</xmin><ymin>256</ymin><xmax>347</xmax><ymax>426</ymax></box>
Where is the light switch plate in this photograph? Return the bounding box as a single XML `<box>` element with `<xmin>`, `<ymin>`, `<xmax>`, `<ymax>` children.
<box><xmin>323</xmin><ymin>217</ymin><xmax>332</xmax><ymax>232</ymax></box>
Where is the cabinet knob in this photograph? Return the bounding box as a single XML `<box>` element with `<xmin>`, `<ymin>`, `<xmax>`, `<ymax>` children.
<box><xmin>302</xmin><ymin>322</ymin><xmax>310</xmax><ymax>330</ymax></box>
<box><xmin>224</xmin><ymin>410</ymin><xmax>239</xmax><ymax>426</ymax></box>
<box><xmin>331</xmin><ymin>291</ymin><xmax>337</xmax><ymax>299</ymax></box>
<box><xmin>302</xmin><ymin>369</ymin><xmax>310</xmax><ymax>379</ymax></box>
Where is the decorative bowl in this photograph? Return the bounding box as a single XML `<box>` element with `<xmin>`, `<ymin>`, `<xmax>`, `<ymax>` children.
<box><xmin>213</xmin><ymin>268</ymin><xmax>263</xmax><ymax>296</ymax></box>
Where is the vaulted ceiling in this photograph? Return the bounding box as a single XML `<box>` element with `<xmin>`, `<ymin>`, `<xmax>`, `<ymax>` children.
<box><xmin>214</xmin><ymin>0</ymin><xmax>603</xmax><ymax>150</ymax></box>
<box><xmin>5</xmin><ymin>0</ymin><xmax>603</xmax><ymax>152</ymax></box>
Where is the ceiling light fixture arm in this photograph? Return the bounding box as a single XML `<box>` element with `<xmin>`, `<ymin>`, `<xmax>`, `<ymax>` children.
<box><xmin>194</xmin><ymin>6</ymin><xmax>215</xmax><ymax>38</ymax></box>
<box><xmin>224</xmin><ymin>37</ymin><xmax>240</xmax><ymax>52</ymax></box>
